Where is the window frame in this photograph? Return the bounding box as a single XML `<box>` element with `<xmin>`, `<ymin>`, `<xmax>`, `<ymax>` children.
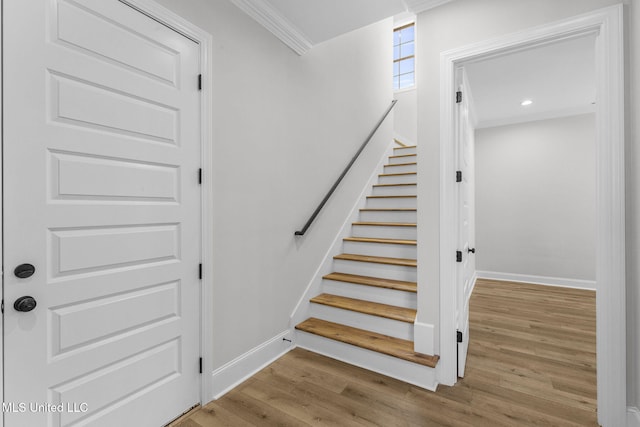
<box><xmin>393</xmin><ymin>22</ymin><xmax>416</xmax><ymax>91</ymax></box>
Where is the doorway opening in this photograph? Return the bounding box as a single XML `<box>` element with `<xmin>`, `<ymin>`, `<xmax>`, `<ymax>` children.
<box><xmin>440</xmin><ymin>5</ymin><xmax>625</xmax><ymax>426</ymax></box>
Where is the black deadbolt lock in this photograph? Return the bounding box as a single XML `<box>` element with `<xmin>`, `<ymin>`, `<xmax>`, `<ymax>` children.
<box><xmin>14</xmin><ymin>263</ymin><xmax>35</xmax><ymax>279</ymax></box>
<box><xmin>14</xmin><ymin>296</ymin><xmax>37</xmax><ymax>312</ymax></box>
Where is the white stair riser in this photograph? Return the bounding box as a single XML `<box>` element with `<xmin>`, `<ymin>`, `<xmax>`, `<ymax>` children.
<box><xmin>352</xmin><ymin>225</ymin><xmax>417</xmax><ymax>240</ymax></box>
<box><xmin>322</xmin><ymin>279</ymin><xmax>417</xmax><ymax>309</ymax></box>
<box><xmin>372</xmin><ymin>185</ymin><xmax>417</xmax><ymax>196</ymax></box>
<box><xmin>309</xmin><ymin>304</ymin><xmax>413</xmax><ymax>341</ymax></box>
<box><xmin>295</xmin><ymin>332</ymin><xmax>437</xmax><ymax>391</ymax></box>
<box><xmin>389</xmin><ymin>155</ymin><xmax>417</xmax><ymax>165</ymax></box>
<box><xmin>333</xmin><ymin>259</ymin><xmax>417</xmax><ymax>282</ymax></box>
<box><xmin>394</xmin><ymin>147</ymin><xmax>417</xmax><ymax>155</ymax></box>
<box><xmin>383</xmin><ymin>164</ymin><xmax>417</xmax><ymax>174</ymax></box>
<box><xmin>359</xmin><ymin>210</ymin><xmax>417</xmax><ymax>223</ymax></box>
<box><xmin>366</xmin><ymin>197</ymin><xmax>417</xmax><ymax>209</ymax></box>
<box><xmin>378</xmin><ymin>173</ymin><xmax>417</xmax><ymax>185</ymax></box>
<box><xmin>343</xmin><ymin>240</ymin><xmax>416</xmax><ymax>259</ymax></box>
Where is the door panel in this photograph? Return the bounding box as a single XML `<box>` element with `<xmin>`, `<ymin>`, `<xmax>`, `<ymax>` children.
<box><xmin>3</xmin><ymin>1</ymin><xmax>201</xmax><ymax>425</ymax></box>
<box><xmin>456</xmin><ymin>69</ymin><xmax>476</xmax><ymax>378</ymax></box>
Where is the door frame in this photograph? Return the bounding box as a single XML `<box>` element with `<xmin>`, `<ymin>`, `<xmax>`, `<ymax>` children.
<box><xmin>439</xmin><ymin>5</ymin><xmax>625</xmax><ymax>426</ymax></box>
<box><xmin>0</xmin><ymin>0</ymin><xmax>215</xmax><ymax>416</ymax></box>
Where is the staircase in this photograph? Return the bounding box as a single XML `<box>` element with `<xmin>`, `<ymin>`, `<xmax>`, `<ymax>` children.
<box><xmin>294</xmin><ymin>144</ymin><xmax>439</xmax><ymax>390</ymax></box>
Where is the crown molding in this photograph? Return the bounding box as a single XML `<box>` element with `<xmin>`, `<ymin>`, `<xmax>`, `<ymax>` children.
<box><xmin>230</xmin><ymin>0</ymin><xmax>313</xmax><ymax>55</ymax></box>
<box><xmin>405</xmin><ymin>0</ymin><xmax>453</xmax><ymax>14</ymax></box>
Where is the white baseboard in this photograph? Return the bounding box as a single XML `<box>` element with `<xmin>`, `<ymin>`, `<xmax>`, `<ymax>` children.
<box><xmin>209</xmin><ymin>330</ymin><xmax>294</xmax><ymax>400</ymax></box>
<box><xmin>629</xmin><ymin>407</ymin><xmax>640</xmax><ymax>427</ymax></box>
<box><xmin>476</xmin><ymin>271</ymin><xmax>596</xmax><ymax>291</ymax></box>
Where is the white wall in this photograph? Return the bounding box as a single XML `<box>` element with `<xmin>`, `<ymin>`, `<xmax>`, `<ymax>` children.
<box><xmin>394</xmin><ymin>88</ymin><xmax>418</xmax><ymax>145</ymax></box>
<box><xmin>475</xmin><ymin>114</ymin><xmax>596</xmax><ymax>283</ymax></box>
<box><xmin>154</xmin><ymin>0</ymin><xmax>393</xmax><ymax>371</ymax></box>
<box><xmin>415</xmin><ymin>0</ymin><xmax>639</xmax><ymax>412</ymax></box>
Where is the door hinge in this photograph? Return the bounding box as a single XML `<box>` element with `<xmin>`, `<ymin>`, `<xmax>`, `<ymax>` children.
<box><xmin>198</xmin><ymin>168</ymin><xmax>202</xmax><ymax>184</ymax></box>
<box><xmin>198</xmin><ymin>74</ymin><xmax>202</xmax><ymax>90</ymax></box>
<box><xmin>456</xmin><ymin>91</ymin><xmax>462</xmax><ymax>103</ymax></box>
<box><xmin>199</xmin><ymin>357</ymin><xmax>203</xmax><ymax>374</ymax></box>
<box><xmin>456</xmin><ymin>251</ymin><xmax>462</xmax><ymax>262</ymax></box>
<box><xmin>199</xmin><ymin>263</ymin><xmax>203</xmax><ymax>280</ymax></box>
<box><xmin>457</xmin><ymin>330</ymin><xmax>463</xmax><ymax>343</ymax></box>
<box><xmin>456</xmin><ymin>171</ymin><xmax>462</xmax><ymax>182</ymax></box>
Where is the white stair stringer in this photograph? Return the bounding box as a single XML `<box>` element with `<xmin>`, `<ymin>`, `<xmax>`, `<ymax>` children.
<box><xmin>295</xmin><ymin>330</ymin><xmax>438</xmax><ymax>391</ymax></box>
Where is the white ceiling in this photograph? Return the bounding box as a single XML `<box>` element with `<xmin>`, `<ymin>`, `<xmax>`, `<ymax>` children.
<box><xmin>267</xmin><ymin>0</ymin><xmax>405</xmax><ymax>45</ymax></box>
<box><xmin>465</xmin><ymin>35</ymin><xmax>597</xmax><ymax>129</ymax></box>
<box><xmin>230</xmin><ymin>0</ymin><xmax>454</xmax><ymax>54</ymax></box>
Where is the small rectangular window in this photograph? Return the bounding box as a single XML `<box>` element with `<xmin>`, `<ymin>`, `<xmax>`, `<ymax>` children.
<box><xmin>393</xmin><ymin>23</ymin><xmax>415</xmax><ymax>90</ymax></box>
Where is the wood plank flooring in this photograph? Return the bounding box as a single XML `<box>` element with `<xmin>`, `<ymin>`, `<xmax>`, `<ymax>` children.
<box><xmin>174</xmin><ymin>279</ymin><xmax>597</xmax><ymax>426</ymax></box>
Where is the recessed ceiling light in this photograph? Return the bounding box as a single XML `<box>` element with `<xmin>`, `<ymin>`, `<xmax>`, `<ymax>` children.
<box><xmin>521</xmin><ymin>99</ymin><xmax>533</xmax><ymax>106</ymax></box>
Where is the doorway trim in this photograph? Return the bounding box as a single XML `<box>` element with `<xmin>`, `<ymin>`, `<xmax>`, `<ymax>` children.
<box><xmin>117</xmin><ymin>0</ymin><xmax>215</xmax><ymax>404</ymax></box>
<box><xmin>439</xmin><ymin>5</ymin><xmax>625</xmax><ymax>426</ymax></box>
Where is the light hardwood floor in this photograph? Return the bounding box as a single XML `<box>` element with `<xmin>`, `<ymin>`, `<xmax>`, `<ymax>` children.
<box><xmin>173</xmin><ymin>279</ymin><xmax>597</xmax><ymax>426</ymax></box>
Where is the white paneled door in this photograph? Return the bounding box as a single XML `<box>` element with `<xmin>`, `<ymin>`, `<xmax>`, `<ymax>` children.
<box><xmin>3</xmin><ymin>1</ymin><xmax>202</xmax><ymax>425</ymax></box>
<box><xmin>455</xmin><ymin>70</ymin><xmax>476</xmax><ymax>378</ymax></box>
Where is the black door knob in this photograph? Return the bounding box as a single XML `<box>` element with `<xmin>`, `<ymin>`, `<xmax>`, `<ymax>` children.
<box><xmin>468</xmin><ymin>248</ymin><xmax>476</xmax><ymax>254</ymax></box>
<box><xmin>14</xmin><ymin>296</ymin><xmax>37</xmax><ymax>312</ymax></box>
<box><xmin>14</xmin><ymin>263</ymin><xmax>35</xmax><ymax>279</ymax></box>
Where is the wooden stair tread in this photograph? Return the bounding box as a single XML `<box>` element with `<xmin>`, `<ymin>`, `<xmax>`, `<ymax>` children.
<box><xmin>295</xmin><ymin>318</ymin><xmax>439</xmax><ymax>368</ymax></box>
<box><xmin>385</xmin><ymin>162</ymin><xmax>417</xmax><ymax>167</ymax></box>
<box><xmin>352</xmin><ymin>221</ymin><xmax>416</xmax><ymax>227</ymax></box>
<box><xmin>393</xmin><ymin>138</ymin><xmax>407</xmax><ymax>147</ymax></box>
<box><xmin>334</xmin><ymin>253</ymin><xmax>416</xmax><ymax>267</ymax></box>
<box><xmin>360</xmin><ymin>208</ymin><xmax>416</xmax><ymax>212</ymax></box>
<box><xmin>389</xmin><ymin>154</ymin><xmax>416</xmax><ymax>159</ymax></box>
<box><xmin>344</xmin><ymin>236</ymin><xmax>416</xmax><ymax>245</ymax></box>
<box><xmin>367</xmin><ymin>195</ymin><xmax>416</xmax><ymax>199</ymax></box>
<box><xmin>379</xmin><ymin>172</ymin><xmax>416</xmax><ymax>177</ymax></box>
<box><xmin>323</xmin><ymin>272</ymin><xmax>417</xmax><ymax>292</ymax></box>
<box><xmin>372</xmin><ymin>183</ymin><xmax>417</xmax><ymax>187</ymax></box>
<box><xmin>310</xmin><ymin>293</ymin><xmax>416</xmax><ymax>323</ymax></box>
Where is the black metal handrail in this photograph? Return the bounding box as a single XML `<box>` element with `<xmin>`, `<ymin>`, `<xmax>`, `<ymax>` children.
<box><xmin>294</xmin><ymin>99</ymin><xmax>398</xmax><ymax>236</ymax></box>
